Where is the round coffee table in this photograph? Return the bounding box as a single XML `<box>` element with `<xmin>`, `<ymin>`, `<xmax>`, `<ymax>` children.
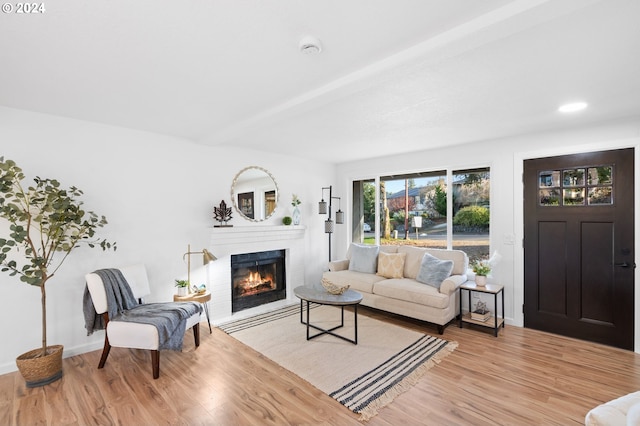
<box><xmin>293</xmin><ymin>286</ymin><xmax>363</xmax><ymax>344</ymax></box>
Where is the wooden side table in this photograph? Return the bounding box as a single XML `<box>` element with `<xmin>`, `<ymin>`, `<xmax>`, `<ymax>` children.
<box><xmin>174</xmin><ymin>291</ymin><xmax>212</xmax><ymax>334</ymax></box>
<box><xmin>459</xmin><ymin>282</ymin><xmax>504</xmax><ymax>337</ymax></box>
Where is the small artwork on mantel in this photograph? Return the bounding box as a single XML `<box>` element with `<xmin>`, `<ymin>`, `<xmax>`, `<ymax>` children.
<box><xmin>213</xmin><ymin>200</ymin><xmax>233</xmax><ymax>228</ymax></box>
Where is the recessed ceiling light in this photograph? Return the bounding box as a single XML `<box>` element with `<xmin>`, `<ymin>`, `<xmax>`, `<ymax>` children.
<box><xmin>299</xmin><ymin>36</ymin><xmax>322</xmax><ymax>55</ymax></box>
<box><xmin>558</xmin><ymin>102</ymin><xmax>588</xmax><ymax>113</ymax></box>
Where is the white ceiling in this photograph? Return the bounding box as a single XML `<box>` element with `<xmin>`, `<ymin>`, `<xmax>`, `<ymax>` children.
<box><xmin>2</xmin><ymin>0</ymin><xmax>640</xmax><ymax>163</ymax></box>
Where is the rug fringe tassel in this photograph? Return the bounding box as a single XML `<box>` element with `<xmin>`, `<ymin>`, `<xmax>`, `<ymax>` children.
<box><xmin>358</xmin><ymin>340</ymin><xmax>459</xmax><ymax>422</ymax></box>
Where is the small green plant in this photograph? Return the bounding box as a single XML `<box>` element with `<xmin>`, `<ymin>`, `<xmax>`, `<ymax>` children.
<box><xmin>472</xmin><ymin>259</ymin><xmax>491</xmax><ymax>276</ymax></box>
<box><xmin>282</xmin><ymin>216</ymin><xmax>292</xmax><ymax>225</ymax></box>
<box><xmin>175</xmin><ymin>279</ymin><xmax>189</xmax><ymax>288</ymax></box>
<box><xmin>291</xmin><ymin>194</ymin><xmax>301</xmax><ymax>207</ymax></box>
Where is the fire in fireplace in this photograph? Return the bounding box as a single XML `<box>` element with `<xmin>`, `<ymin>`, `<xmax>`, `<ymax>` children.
<box><xmin>231</xmin><ymin>249</ymin><xmax>286</xmax><ymax>312</ymax></box>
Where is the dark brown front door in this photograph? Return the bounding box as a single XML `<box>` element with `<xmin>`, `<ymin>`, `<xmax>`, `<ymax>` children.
<box><xmin>524</xmin><ymin>148</ymin><xmax>635</xmax><ymax>350</ymax></box>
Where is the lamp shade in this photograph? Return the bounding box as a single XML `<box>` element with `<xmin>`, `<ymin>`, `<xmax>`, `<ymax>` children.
<box><xmin>203</xmin><ymin>249</ymin><xmax>217</xmax><ymax>264</ymax></box>
<box><xmin>325</xmin><ymin>218</ymin><xmax>334</xmax><ymax>233</ymax></box>
<box><xmin>318</xmin><ymin>200</ymin><xmax>328</xmax><ymax>214</ymax></box>
<box><xmin>335</xmin><ymin>209</ymin><xmax>344</xmax><ymax>224</ymax></box>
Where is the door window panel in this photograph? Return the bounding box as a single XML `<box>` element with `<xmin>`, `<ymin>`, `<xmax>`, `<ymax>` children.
<box><xmin>563</xmin><ymin>188</ymin><xmax>585</xmax><ymax>206</ymax></box>
<box><xmin>539</xmin><ymin>165</ymin><xmax>613</xmax><ymax>207</ymax></box>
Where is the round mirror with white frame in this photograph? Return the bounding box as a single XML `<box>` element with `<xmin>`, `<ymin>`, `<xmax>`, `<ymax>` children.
<box><xmin>231</xmin><ymin>166</ymin><xmax>279</xmax><ymax>222</ymax></box>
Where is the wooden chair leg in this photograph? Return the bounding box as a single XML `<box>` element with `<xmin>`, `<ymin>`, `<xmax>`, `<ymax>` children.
<box><xmin>151</xmin><ymin>350</ymin><xmax>160</xmax><ymax>379</ymax></box>
<box><xmin>98</xmin><ymin>313</ymin><xmax>112</xmax><ymax>369</ymax></box>
<box><xmin>98</xmin><ymin>337</ymin><xmax>111</xmax><ymax>369</ymax></box>
<box><xmin>193</xmin><ymin>323</ymin><xmax>200</xmax><ymax>347</ymax></box>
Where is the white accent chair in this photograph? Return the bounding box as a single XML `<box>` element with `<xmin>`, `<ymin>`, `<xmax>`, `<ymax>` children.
<box><xmin>85</xmin><ymin>264</ymin><xmax>201</xmax><ymax>379</ymax></box>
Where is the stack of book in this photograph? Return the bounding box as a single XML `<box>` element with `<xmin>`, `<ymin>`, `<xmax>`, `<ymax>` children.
<box><xmin>471</xmin><ymin>309</ymin><xmax>491</xmax><ymax>322</ymax></box>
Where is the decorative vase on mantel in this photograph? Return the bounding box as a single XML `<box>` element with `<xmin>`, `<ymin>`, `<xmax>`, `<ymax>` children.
<box><xmin>292</xmin><ymin>206</ymin><xmax>301</xmax><ymax>225</ymax></box>
<box><xmin>475</xmin><ymin>275</ymin><xmax>487</xmax><ymax>286</ymax></box>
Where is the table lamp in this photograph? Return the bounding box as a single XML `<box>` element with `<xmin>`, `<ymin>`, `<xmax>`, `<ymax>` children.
<box><xmin>183</xmin><ymin>244</ymin><xmax>217</xmax><ymax>293</ymax></box>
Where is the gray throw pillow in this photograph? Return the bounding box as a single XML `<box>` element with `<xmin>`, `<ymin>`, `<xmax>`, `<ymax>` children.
<box><xmin>416</xmin><ymin>252</ymin><xmax>454</xmax><ymax>289</ymax></box>
<box><xmin>348</xmin><ymin>244</ymin><xmax>379</xmax><ymax>274</ymax></box>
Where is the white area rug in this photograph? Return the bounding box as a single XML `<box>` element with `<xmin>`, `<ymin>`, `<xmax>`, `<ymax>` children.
<box><xmin>218</xmin><ymin>304</ymin><xmax>457</xmax><ymax>421</ymax></box>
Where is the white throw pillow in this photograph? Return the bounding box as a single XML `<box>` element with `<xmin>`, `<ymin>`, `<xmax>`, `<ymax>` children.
<box><xmin>348</xmin><ymin>244</ymin><xmax>379</xmax><ymax>274</ymax></box>
<box><xmin>416</xmin><ymin>252</ymin><xmax>454</xmax><ymax>289</ymax></box>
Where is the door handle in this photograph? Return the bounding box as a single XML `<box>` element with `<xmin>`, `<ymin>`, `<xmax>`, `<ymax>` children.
<box><xmin>614</xmin><ymin>262</ymin><xmax>636</xmax><ymax>268</ymax></box>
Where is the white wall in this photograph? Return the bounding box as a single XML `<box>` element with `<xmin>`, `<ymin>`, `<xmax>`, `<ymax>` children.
<box><xmin>3</xmin><ymin>105</ymin><xmax>637</xmax><ymax>376</ymax></box>
<box><xmin>335</xmin><ymin>117</ymin><xmax>640</xmax><ymax>351</ymax></box>
<box><xmin>0</xmin><ymin>106</ymin><xmax>335</xmax><ymax>374</ymax></box>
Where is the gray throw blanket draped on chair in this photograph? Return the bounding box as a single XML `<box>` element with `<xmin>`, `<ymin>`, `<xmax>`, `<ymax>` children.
<box><xmin>83</xmin><ymin>268</ymin><xmax>202</xmax><ymax>351</ymax></box>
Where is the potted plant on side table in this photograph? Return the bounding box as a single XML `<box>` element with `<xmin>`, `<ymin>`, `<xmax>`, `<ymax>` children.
<box><xmin>0</xmin><ymin>157</ymin><xmax>116</xmax><ymax>387</ymax></box>
<box><xmin>175</xmin><ymin>279</ymin><xmax>189</xmax><ymax>297</ymax></box>
<box><xmin>472</xmin><ymin>259</ymin><xmax>491</xmax><ymax>286</ymax></box>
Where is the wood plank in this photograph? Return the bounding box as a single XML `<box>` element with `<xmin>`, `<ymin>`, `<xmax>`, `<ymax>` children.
<box><xmin>2</xmin><ymin>312</ymin><xmax>640</xmax><ymax>425</ymax></box>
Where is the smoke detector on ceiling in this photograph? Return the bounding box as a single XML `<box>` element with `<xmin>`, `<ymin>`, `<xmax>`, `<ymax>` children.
<box><xmin>299</xmin><ymin>36</ymin><xmax>322</xmax><ymax>55</ymax></box>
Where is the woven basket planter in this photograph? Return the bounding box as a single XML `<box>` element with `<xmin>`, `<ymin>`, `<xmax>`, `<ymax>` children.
<box><xmin>16</xmin><ymin>345</ymin><xmax>63</xmax><ymax>388</ymax></box>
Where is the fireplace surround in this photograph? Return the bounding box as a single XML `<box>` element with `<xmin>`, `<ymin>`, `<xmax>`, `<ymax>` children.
<box><xmin>207</xmin><ymin>225</ymin><xmax>306</xmax><ymax>322</ymax></box>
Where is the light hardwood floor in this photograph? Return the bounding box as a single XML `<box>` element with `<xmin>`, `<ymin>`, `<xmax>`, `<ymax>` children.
<box><xmin>2</xmin><ymin>307</ymin><xmax>640</xmax><ymax>425</ymax></box>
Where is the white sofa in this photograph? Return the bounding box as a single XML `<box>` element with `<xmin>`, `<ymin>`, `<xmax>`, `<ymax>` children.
<box><xmin>322</xmin><ymin>244</ymin><xmax>469</xmax><ymax>334</ymax></box>
<box><xmin>585</xmin><ymin>391</ymin><xmax>640</xmax><ymax>425</ymax></box>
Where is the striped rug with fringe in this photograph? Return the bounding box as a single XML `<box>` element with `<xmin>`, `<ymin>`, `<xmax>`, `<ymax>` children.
<box><xmin>218</xmin><ymin>303</ymin><xmax>457</xmax><ymax>421</ymax></box>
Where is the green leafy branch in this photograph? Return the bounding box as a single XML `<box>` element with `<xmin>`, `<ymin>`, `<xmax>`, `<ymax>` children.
<box><xmin>0</xmin><ymin>156</ymin><xmax>116</xmax><ymax>356</ymax></box>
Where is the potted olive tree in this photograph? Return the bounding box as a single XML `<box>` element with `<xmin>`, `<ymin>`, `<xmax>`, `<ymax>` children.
<box><xmin>0</xmin><ymin>157</ymin><xmax>116</xmax><ymax>387</ymax></box>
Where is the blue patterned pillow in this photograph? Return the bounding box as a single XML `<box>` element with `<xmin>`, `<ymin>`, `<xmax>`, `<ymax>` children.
<box><xmin>348</xmin><ymin>244</ymin><xmax>379</xmax><ymax>274</ymax></box>
<box><xmin>416</xmin><ymin>252</ymin><xmax>454</xmax><ymax>289</ymax></box>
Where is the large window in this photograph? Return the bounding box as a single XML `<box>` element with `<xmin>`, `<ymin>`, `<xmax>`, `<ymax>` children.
<box><xmin>451</xmin><ymin>168</ymin><xmax>490</xmax><ymax>264</ymax></box>
<box><xmin>353</xmin><ymin>167</ymin><xmax>490</xmax><ymax>264</ymax></box>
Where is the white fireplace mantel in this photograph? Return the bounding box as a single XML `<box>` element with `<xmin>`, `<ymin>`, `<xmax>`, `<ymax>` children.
<box><xmin>206</xmin><ymin>225</ymin><xmax>306</xmax><ymax>322</ymax></box>
<box><xmin>210</xmin><ymin>225</ymin><xmax>306</xmax><ymax>253</ymax></box>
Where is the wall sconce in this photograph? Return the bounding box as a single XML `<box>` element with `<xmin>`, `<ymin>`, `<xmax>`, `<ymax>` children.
<box><xmin>183</xmin><ymin>244</ymin><xmax>217</xmax><ymax>293</ymax></box>
<box><xmin>319</xmin><ymin>185</ymin><xmax>343</xmax><ymax>261</ymax></box>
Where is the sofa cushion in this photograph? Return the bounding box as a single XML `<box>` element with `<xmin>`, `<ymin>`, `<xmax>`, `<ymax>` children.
<box><xmin>372</xmin><ymin>279</ymin><xmax>449</xmax><ymax>309</ymax></box>
<box><xmin>416</xmin><ymin>252</ymin><xmax>454</xmax><ymax>290</ymax></box>
<box><xmin>322</xmin><ymin>270</ymin><xmax>385</xmax><ymax>294</ymax></box>
<box><xmin>397</xmin><ymin>246</ymin><xmax>427</xmax><ymax>279</ymax></box>
<box><xmin>379</xmin><ymin>245</ymin><xmax>399</xmax><ymax>255</ymax></box>
<box><xmin>396</xmin><ymin>245</ymin><xmax>469</xmax><ymax>278</ymax></box>
<box><xmin>348</xmin><ymin>244</ymin><xmax>379</xmax><ymax>274</ymax></box>
<box><xmin>346</xmin><ymin>243</ymin><xmax>397</xmax><ymax>259</ymax></box>
<box><xmin>328</xmin><ymin>259</ymin><xmax>350</xmax><ymax>271</ymax></box>
<box><xmin>376</xmin><ymin>252</ymin><xmax>407</xmax><ymax>279</ymax></box>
